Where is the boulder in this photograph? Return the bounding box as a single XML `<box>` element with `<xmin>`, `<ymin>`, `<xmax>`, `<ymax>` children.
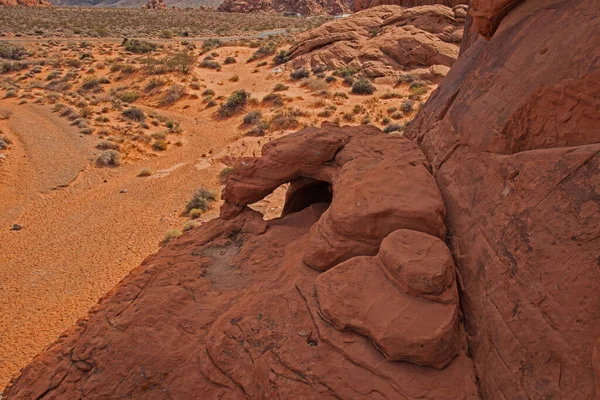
<box><xmin>287</xmin><ymin>5</ymin><xmax>467</xmax><ymax>78</ymax></box>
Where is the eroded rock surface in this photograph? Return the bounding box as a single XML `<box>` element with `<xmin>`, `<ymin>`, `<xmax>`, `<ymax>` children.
<box><xmin>406</xmin><ymin>0</ymin><xmax>600</xmax><ymax>397</ymax></box>
<box><xmin>217</xmin><ymin>0</ymin><xmax>352</xmax><ymax>16</ymax></box>
<box><xmin>3</xmin><ymin>124</ymin><xmax>479</xmax><ymax>399</ymax></box>
<box><xmin>287</xmin><ymin>5</ymin><xmax>466</xmax><ymax>78</ymax></box>
<box><xmin>354</xmin><ymin>0</ymin><xmax>466</xmax><ymax>12</ymax></box>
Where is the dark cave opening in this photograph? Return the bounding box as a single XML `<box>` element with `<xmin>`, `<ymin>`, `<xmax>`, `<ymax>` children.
<box><xmin>281</xmin><ymin>178</ymin><xmax>333</xmax><ymax>217</ymax></box>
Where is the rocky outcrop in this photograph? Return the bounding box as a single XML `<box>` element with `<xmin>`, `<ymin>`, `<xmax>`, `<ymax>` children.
<box><xmin>141</xmin><ymin>0</ymin><xmax>166</xmax><ymax>8</ymax></box>
<box><xmin>3</xmin><ymin>125</ymin><xmax>479</xmax><ymax>399</ymax></box>
<box><xmin>217</xmin><ymin>0</ymin><xmax>352</xmax><ymax>16</ymax></box>
<box><xmin>0</xmin><ymin>0</ymin><xmax>50</xmax><ymax>6</ymax></box>
<box><xmin>287</xmin><ymin>5</ymin><xmax>466</xmax><ymax>78</ymax></box>
<box><xmin>405</xmin><ymin>0</ymin><xmax>600</xmax><ymax>397</ymax></box>
<box><xmin>355</xmin><ymin>0</ymin><xmax>466</xmax><ymax>12</ymax></box>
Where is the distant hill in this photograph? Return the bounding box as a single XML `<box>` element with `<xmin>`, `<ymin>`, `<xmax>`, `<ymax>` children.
<box><xmin>49</xmin><ymin>0</ymin><xmax>223</xmax><ymax>8</ymax></box>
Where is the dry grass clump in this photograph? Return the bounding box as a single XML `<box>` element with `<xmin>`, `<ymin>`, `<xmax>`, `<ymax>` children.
<box><xmin>218</xmin><ymin>90</ymin><xmax>250</xmax><ymax>117</ymax></box>
<box><xmin>162</xmin><ymin>229</ymin><xmax>182</xmax><ymax>244</ymax></box>
<box><xmin>186</xmin><ymin>187</ymin><xmax>217</xmax><ymax>213</ymax></box>
<box><xmin>95</xmin><ymin>150</ymin><xmax>120</xmax><ymax>167</ymax></box>
<box><xmin>122</xmin><ymin>107</ymin><xmax>145</xmax><ymax>122</ymax></box>
<box><xmin>159</xmin><ymin>84</ymin><xmax>186</xmax><ymax>106</ymax></box>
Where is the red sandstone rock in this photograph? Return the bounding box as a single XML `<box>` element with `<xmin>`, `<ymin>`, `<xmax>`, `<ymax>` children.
<box><xmin>354</xmin><ymin>0</ymin><xmax>466</xmax><ymax>12</ymax></box>
<box><xmin>406</xmin><ymin>0</ymin><xmax>600</xmax><ymax>397</ymax></box>
<box><xmin>141</xmin><ymin>0</ymin><xmax>167</xmax><ymax>9</ymax></box>
<box><xmin>288</xmin><ymin>5</ymin><xmax>466</xmax><ymax>78</ymax></box>
<box><xmin>0</xmin><ymin>0</ymin><xmax>50</xmax><ymax>6</ymax></box>
<box><xmin>3</xmin><ymin>125</ymin><xmax>479</xmax><ymax>399</ymax></box>
<box><xmin>217</xmin><ymin>0</ymin><xmax>352</xmax><ymax>16</ymax></box>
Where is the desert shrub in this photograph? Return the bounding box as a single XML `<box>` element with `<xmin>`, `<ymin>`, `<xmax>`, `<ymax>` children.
<box><xmin>229</xmin><ymin>75</ymin><xmax>239</xmax><ymax>82</ymax></box>
<box><xmin>189</xmin><ymin>208</ymin><xmax>203</xmax><ymax>219</ymax></box>
<box><xmin>362</xmin><ymin>115</ymin><xmax>371</xmax><ymax>124</ymax></box>
<box><xmin>380</xmin><ymin>91</ymin><xmax>401</xmax><ymax>99</ymax></box>
<box><xmin>4</xmin><ymin>90</ymin><xmax>17</xmax><ymax>98</ymax></box>
<box><xmin>246</xmin><ymin>122</ymin><xmax>269</xmax><ymax>136</ymax></box>
<box><xmin>123</xmin><ymin>39</ymin><xmax>157</xmax><ymax>54</ymax></box>
<box><xmin>152</xmin><ymin>140</ymin><xmax>168</xmax><ymax>151</ymax></box>
<box><xmin>318</xmin><ymin>109</ymin><xmax>332</xmax><ymax>118</ymax></box>
<box><xmin>151</xmin><ymin>131</ymin><xmax>167</xmax><ymax>140</ymax></box>
<box><xmin>145</xmin><ymin>78</ymin><xmax>166</xmax><ymax>92</ymax></box>
<box><xmin>270</xmin><ymin>109</ymin><xmax>304</xmax><ymax>130</ymax></box>
<box><xmin>202</xmin><ymin>38</ymin><xmax>222</xmax><ymax>52</ymax></box>
<box><xmin>219</xmin><ymin>166</ymin><xmax>233</xmax><ymax>182</ymax></box>
<box><xmin>391</xmin><ymin>111</ymin><xmax>402</xmax><ymax>120</ymax></box>
<box><xmin>248</xmin><ymin>43</ymin><xmax>276</xmax><ymax>61</ymax></box>
<box><xmin>257</xmin><ymin>61</ymin><xmax>268</xmax><ymax>67</ymax></box>
<box><xmin>218</xmin><ymin>90</ymin><xmax>249</xmax><ymax>117</ymax></box>
<box><xmin>290</xmin><ymin>68</ymin><xmax>309</xmax><ymax>80</ymax></box>
<box><xmin>119</xmin><ymin>91</ymin><xmax>139</xmax><ymax>103</ymax></box>
<box><xmin>383</xmin><ymin>123</ymin><xmax>405</xmax><ymax>134</ymax></box>
<box><xmin>167</xmin><ymin>52</ymin><xmax>195</xmax><ymax>74</ymax></box>
<box><xmin>202</xmin><ymin>88</ymin><xmax>215</xmax><ymax>96</ymax></box>
<box><xmin>401</xmin><ymin>99</ymin><xmax>415</xmax><ymax>113</ymax></box>
<box><xmin>343</xmin><ymin>75</ymin><xmax>354</xmax><ymax>86</ymax></box>
<box><xmin>351</xmin><ymin>77</ymin><xmax>376</xmax><ymax>95</ymax></box>
<box><xmin>160</xmin><ymin>84</ymin><xmax>186</xmax><ymax>106</ymax></box>
<box><xmin>96</xmin><ymin>140</ymin><xmax>119</xmax><ymax>150</ymax></box>
<box><xmin>0</xmin><ymin>139</ymin><xmax>7</xmax><ymax>150</ymax></box>
<box><xmin>409</xmin><ymin>81</ymin><xmax>428</xmax><ymax>95</ymax></box>
<box><xmin>80</xmin><ymin>78</ymin><xmax>102</xmax><ymax>91</ymax></box>
<box><xmin>273</xmin><ymin>50</ymin><xmax>290</xmax><ymax>65</ymax></box>
<box><xmin>122</xmin><ymin>107</ymin><xmax>145</xmax><ymax>121</ymax></box>
<box><xmin>0</xmin><ymin>44</ymin><xmax>27</xmax><ymax>60</ymax></box>
<box><xmin>243</xmin><ymin>110</ymin><xmax>262</xmax><ymax>125</ymax></box>
<box><xmin>160</xmin><ymin>30</ymin><xmax>173</xmax><ymax>39</ymax></box>
<box><xmin>397</xmin><ymin>74</ymin><xmax>417</xmax><ymax>84</ymax></box>
<box><xmin>186</xmin><ymin>187</ymin><xmax>216</xmax><ymax>212</ymax></box>
<box><xmin>325</xmin><ymin>75</ymin><xmax>336</xmax><ymax>83</ymax></box>
<box><xmin>353</xmin><ymin>105</ymin><xmax>365</xmax><ymax>114</ymax></box>
<box><xmin>199</xmin><ymin>59</ymin><xmax>221</xmax><ymax>70</ymax></box>
<box><xmin>273</xmin><ymin>83</ymin><xmax>288</xmax><ymax>92</ymax></box>
<box><xmin>333</xmin><ymin>66</ymin><xmax>358</xmax><ymax>78</ymax></box>
<box><xmin>224</xmin><ymin>56</ymin><xmax>237</xmax><ymax>64</ymax></box>
<box><xmin>183</xmin><ymin>220</ymin><xmax>197</xmax><ymax>231</ymax></box>
<box><xmin>162</xmin><ymin>229</ymin><xmax>182</xmax><ymax>244</ymax></box>
<box><xmin>95</xmin><ymin>150</ymin><xmax>120</xmax><ymax>167</ymax></box>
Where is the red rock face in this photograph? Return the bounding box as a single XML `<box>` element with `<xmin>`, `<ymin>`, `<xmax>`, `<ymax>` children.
<box><xmin>217</xmin><ymin>0</ymin><xmax>352</xmax><ymax>16</ymax></box>
<box><xmin>354</xmin><ymin>0</ymin><xmax>466</xmax><ymax>12</ymax></box>
<box><xmin>288</xmin><ymin>5</ymin><xmax>467</xmax><ymax>79</ymax></box>
<box><xmin>406</xmin><ymin>0</ymin><xmax>600</xmax><ymax>397</ymax></box>
<box><xmin>141</xmin><ymin>0</ymin><xmax>167</xmax><ymax>8</ymax></box>
<box><xmin>2</xmin><ymin>125</ymin><xmax>479</xmax><ymax>399</ymax></box>
<box><xmin>0</xmin><ymin>0</ymin><xmax>50</xmax><ymax>6</ymax></box>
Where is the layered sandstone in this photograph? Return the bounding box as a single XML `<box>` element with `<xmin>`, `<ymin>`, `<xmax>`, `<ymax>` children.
<box><xmin>287</xmin><ymin>5</ymin><xmax>466</xmax><ymax>78</ymax></box>
<box><xmin>217</xmin><ymin>0</ymin><xmax>352</xmax><ymax>16</ymax></box>
<box><xmin>405</xmin><ymin>0</ymin><xmax>600</xmax><ymax>397</ymax></box>
<box><xmin>354</xmin><ymin>0</ymin><xmax>466</xmax><ymax>12</ymax></box>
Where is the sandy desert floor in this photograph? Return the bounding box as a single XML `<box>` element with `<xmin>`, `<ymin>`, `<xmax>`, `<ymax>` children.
<box><xmin>0</xmin><ymin>37</ymin><xmax>433</xmax><ymax>388</ymax></box>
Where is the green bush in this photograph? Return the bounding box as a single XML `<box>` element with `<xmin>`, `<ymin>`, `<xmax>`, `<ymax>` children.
<box><xmin>273</xmin><ymin>50</ymin><xmax>290</xmax><ymax>65</ymax></box>
<box><xmin>351</xmin><ymin>77</ymin><xmax>376</xmax><ymax>95</ymax></box>
<box><xmin>218</xmin><ymin>90</ymin><xmax>250</xmax><ymax>117</ymax></box>
<box><xmin>290</xmin><ymin>68</ymin><xmax>309</xmax><ymax>80</ymax></box>
<box><xmin>200</xmin><ymin>59</ymin><xmax>221</xmax><ymax>70</ymax></box>
<box><xmin>186</xmin><ymin>187</ymin><xmax>217</xmax><ymax>212</ymax></box>
<box><xmin>0</xmin><ymin>44</ymin><xmax>27</xmax><ymax>60</ymax></box>
<box><xmin>123</xmin><ymin>39</ymin><xmax>157</xmax><ymax>54</ymax></box>
<box><xmin>122</xmin><ymin>107</ymin><xmax>145</xmax><ymax>121</ymax></box>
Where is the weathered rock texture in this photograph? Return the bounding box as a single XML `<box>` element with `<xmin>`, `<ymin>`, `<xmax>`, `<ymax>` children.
<box><xmin>288</xmin><ymin>5</ymin><xmax>466</xmax><ymax>78</ymax></box>
<box><xmin>217</xmin><ymin>0</ymin><xmax>352</xmax><ymax>16</ymax></box>
<box><xmin>355</xmin><ymin>0</ymin><xmax>466</xmax><ymax>12</ymax></box>
<box><xmin>0</xmin><ymin>0</ymin><xmax>50</xmax><ymax>6</ymax></box>
<box><xmin>141</xmin><ymin>0</ymin><xmax>166</xmax><ymax>8</ymax></box>
<box><xmin>3</xmin><ymin>125</ymin><xmax>479</xmax><ymax>399</ymax></box>
<box><xmin>405</xmin><ymin>0</ymin><xmax>600</xmax><ymax>397</ymax></box>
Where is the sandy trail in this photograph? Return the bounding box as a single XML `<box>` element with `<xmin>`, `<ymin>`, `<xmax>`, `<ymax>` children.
<box><xmin>0</xmin><ymin>101</ymin><xmax>239</xmax><ymax>388</ymax></box>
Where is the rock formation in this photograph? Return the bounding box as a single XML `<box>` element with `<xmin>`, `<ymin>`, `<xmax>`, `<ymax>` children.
<box><xmin>287</xmin><ymin>5</ymin><xmax>466</xmax><ymax>79</ymax></box>
<box><xmin>217</xmin><ymin>0</ymin><xmax>352</xmax><ymax>16</ymax></box>
<box><xmin>2</xmin><ymin>125</ymin><xmax>479</xmax><ymax>398</ymax></box>
<box><xmin>404</xmin><ymin>0</ymin><xmax>600</xmax><ymax>397</ymax></box>
<box><xmin>0</xmin><ymin>0</ymin><xmax>50</xmax><ymax>6</ymax></box>
<box><xmin>3</xmin><ymin>0</ymin><xmax>600</xmax><ymax>398</ymax></box>
<box><xmin>141</xmin><ymin>0</ymin><xmax>166</xmax><ymax>8</ymax></box>
<box><xmin>354</xmin><ymin>0</ymin><xmax>466</xmax><ymax>12</ymax></box>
